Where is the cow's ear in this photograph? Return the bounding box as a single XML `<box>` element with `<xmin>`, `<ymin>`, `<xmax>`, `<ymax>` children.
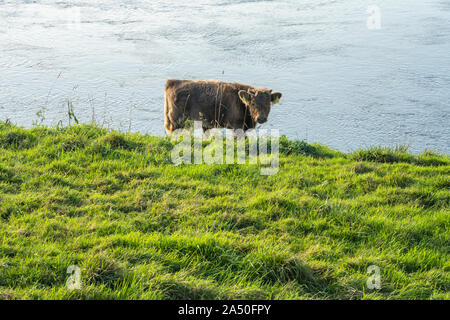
<box><xmin>271</xmin><ymin>92</ymin><xmax>282</xmax><ymax>104</ymax></box>
<box><xmin>238</xmin><ymin>90</ymin><xmax>252</xmax><ymax>105</ymax></box>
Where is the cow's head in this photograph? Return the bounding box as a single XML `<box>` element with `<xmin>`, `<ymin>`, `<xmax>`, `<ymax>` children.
<box><xmin>238</xmin><ymin>89</ymin><xmax>282</xmax><ymax>124</ymax></box>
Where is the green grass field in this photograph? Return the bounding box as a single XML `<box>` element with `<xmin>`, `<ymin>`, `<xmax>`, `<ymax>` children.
<box><xmin>0</xmin><ymin>122</ymin><xmax>448</xmax><ymax>299</ymax></box>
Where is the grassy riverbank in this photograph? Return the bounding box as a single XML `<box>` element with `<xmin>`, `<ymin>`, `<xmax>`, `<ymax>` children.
<box><xmin>0</xmin><ymin>122</ymin><xmax>448</xmax><ymax>299</ymax></box>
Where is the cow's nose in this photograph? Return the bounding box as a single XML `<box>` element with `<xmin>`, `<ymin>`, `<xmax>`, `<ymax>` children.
<box><xmin>257</xmin><ymin>116</ymin><xmax>267</xmax><ymax>123</ymax></box>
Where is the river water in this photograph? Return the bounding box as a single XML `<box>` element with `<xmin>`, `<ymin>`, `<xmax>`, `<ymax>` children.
<box><xmin>0</xmin><ymin>0</ymin><xmax>449</xmax><ymax>153</ymax></box>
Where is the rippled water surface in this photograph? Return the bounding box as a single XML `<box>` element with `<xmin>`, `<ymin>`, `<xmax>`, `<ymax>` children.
<box><xmin>1</xmin><ymin>0</ymin><xmax>449</xmax><ymax>153</ymax></box>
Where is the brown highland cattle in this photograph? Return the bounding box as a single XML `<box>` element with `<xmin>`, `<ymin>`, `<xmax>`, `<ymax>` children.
<box><xmin>164</xmin><ymin>79</ymin><xmax>282</xmax><ymax>133</ymax></box>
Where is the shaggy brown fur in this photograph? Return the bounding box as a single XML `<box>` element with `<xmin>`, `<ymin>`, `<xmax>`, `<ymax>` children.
<box><xmin>164</xmin><ymin>79</ymin><xmax>282</xmax><ymax>133</ymax></box>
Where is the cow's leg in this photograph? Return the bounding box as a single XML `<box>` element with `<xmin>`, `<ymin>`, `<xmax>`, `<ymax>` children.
<box><xmin>164</xmin><ymin>94</ymin><xmax>180</xmax><ymax>134</ymax></box>
<box><xmin>165</xmin><ymin>89</ymin><xmax>192</xmax><ymax>134</ymax></box>
<box><xmin>164</xmin><ymin>113</ymin><xmax>175</xmax><ymax>134</ymax></box>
